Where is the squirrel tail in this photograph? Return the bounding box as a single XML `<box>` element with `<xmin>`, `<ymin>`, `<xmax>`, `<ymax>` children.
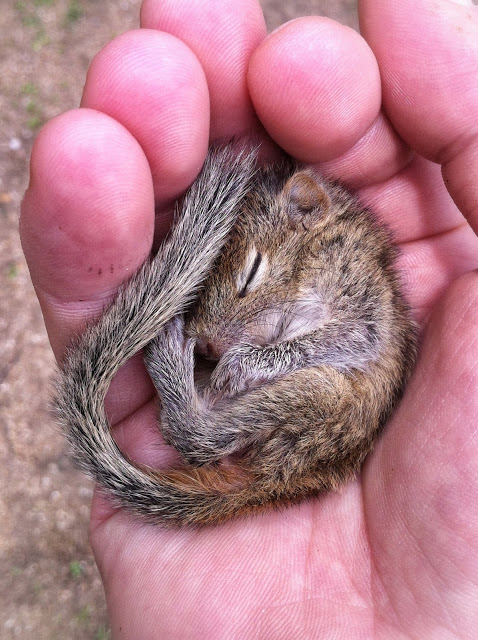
<box><xmin>91</xmin><ymin>457</ymin><xmax>275</xmax><ymax>526</ymax></box>
<box><xmin>54</xmin><ymin>143</ymin><xmax>259</xmax><ymax>526</ymax></box>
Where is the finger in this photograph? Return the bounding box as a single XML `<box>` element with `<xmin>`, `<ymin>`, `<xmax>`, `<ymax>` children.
<box><xmin>357</xmin><ymin>156</ymin><xmax>478</xmax><ymax>321</ymax></box>
<box><xmin>364</xmin><ymin>271</ymin><xmax>478</xmax><ymax>628</ymax></box>
<box><xmin>141</xmin><ymin>0</ymin><xmax>267</xmax><ymax>141</ymax></box>
<box><xmin>399</xmin><ymin>223</ymin><xmax>478</xmax><ymax>323</ymax></box>
<box><xmin>81</xmin><ymin>28</ymin><xmax>210</xmax><ymax>206</ymax></box>
<box><xmin>248</xmin><ymin>17</ymin><xmax>388</xmax><ymax>167</ymax></box>
<box><xmin>358</xmin><ymin>156</ymin><xmax>467</xmax><ymax>244</ymax></box>
<box><xmin>20</xmin><ymin>109</ymin><xmax>173</xmax><ymax>436</ymax></box>
<box><xmin>360</xmin><ymin>0</ymin><xmax>478</xmax><ymax>231</ymax></box>
<box><xmin>20</xmin><ymin>108</ymin><xmax>154</xmax><ymax>359</ymax></box>
<box><xmin>317</xmin><ymin>112</ymin><xmax>414</xmax><ymax>189</ymax></box>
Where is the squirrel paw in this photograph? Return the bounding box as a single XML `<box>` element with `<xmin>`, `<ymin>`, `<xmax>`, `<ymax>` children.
<box><xmin>210</xmin><ymin>344</ymin><xmax>256</xmax><ymax>396</ymax></box>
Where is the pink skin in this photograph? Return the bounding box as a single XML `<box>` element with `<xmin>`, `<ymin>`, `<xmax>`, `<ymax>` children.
<box><xmin>20</xmin><ymin>0</ymin><xmax>478</xmax><ymax>636</ymax></box>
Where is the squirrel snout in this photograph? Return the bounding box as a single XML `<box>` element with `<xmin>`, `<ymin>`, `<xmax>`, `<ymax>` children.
<box><xmin>194</xmin><ymin>337</ymin><xmax>224</xmax><ymax>361</ymax></box>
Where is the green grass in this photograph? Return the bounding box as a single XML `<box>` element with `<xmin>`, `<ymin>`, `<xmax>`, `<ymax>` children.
<box><xmin>95</xmin><ymin>626</ymin><xmax>111</xmax><ymax>640</ymax></box>
<box><xmin>21</xmin><ymin>82</ymin><xmax>38</xmax><ymax>95</ymax></box>
<box><xmin>32</xmin><ymin>30</ymin><xmax>50</xmax><ymax>50</ymax></box>
<box><xmin>26</xmin><ymin>99</ymin><xmax>37</xmax><ymax>113</ymax></box>
<box><xmin>24</xmin><ymin>93</ymin><xmax>44</xmax><ymax>130</ymax></box>
<box><xmin>7</xmin><ymin>263</ymin><xmax>19</xmax><ymax>279</ymax></box>
<box><xmin>27</xmin><ymin>115</ymin><xmax>43</xmax><ymax>129</ymax></box>
<box><xmin>22</xmin><ymin>14</ymin><xmax>41</xmax><ymax>27</ymax></box>
<box><xmin>74</xmin><ymin>605</ymin><xmax>91</xmax><ymax>626</ymax></box>
<box><xmin>66</xmin><ymin>0</ymin><xmax>82</xmax><ymax>24</ymax></box>
<box><xmin>69</xmin><ymin>561</ymin><xmax>84</xmax><ymax>579</ymax></box>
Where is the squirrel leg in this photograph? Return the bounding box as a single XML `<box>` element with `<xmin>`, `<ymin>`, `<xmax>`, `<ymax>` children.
<box><xmin>144</xmin><ymin>316</ymin><xmax>287</xmax><ymax>466</ymax></box>
<box><xmin>146</xmin><ymin>321</ymin><xmax>381</xmax><ymax>489</ymax></box>
<box><xmin>145</xmin><ymin>316</ymin><xmax>381</xmax><ymax>468</ymax></box>
<box><xmin>144</xmin><ymin>316</ymin><xmax>241</xmax><ymax>466</ymax></box>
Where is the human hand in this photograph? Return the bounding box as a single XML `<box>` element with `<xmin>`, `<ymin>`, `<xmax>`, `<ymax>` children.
<box><xmin>20</xmin><ymin>0</ymin><xmax>478</xmax><ymax>637</ymax></box>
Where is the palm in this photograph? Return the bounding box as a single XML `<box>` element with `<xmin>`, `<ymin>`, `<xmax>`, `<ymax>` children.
<box><xmin>89</xmin><ymin>162</ymin><xmax>478</xmax><ymax>636</ymax></box>
<box><xmin>21</xmin><ymin>0</ymin><xmax>478</xmax><ymax>636</ymax></box>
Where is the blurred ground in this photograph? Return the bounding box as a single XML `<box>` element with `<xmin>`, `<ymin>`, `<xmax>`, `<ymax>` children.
<box><xmin>0</xmin><ymin>1</ymin><xmax>358</xmax><ymax>638</ymax></box>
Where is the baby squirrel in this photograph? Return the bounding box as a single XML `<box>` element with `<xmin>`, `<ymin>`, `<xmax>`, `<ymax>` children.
<box><xmin>55</xmin><ymin>142</ymin><xmax>417</xmax><ymax>526</ymax></box>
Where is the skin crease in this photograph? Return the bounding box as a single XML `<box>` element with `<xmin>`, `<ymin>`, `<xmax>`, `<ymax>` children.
<box><xmin>19</xmin><ymin>0</ymin><xmax>478</xmax><ymax>637</ymax></box>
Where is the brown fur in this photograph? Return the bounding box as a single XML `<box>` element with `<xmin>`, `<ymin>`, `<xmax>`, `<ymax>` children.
<box><xmin>55</xmin><ymin>145</ymin><xmax>417</xmax><ymax>526</ymax></box>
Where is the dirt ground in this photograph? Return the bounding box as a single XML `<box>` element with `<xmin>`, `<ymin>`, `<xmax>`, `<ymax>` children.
<box><xmin>0</xmin><ymin>1</ymin><xmax>358</xmax><ymax>638</ymax></box>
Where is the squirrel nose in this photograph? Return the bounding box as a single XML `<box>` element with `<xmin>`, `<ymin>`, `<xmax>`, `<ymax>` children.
<box><xmin>195</xmin><ymin>337</ymin><xmax>222</xmax><ymax>361</ymax></box>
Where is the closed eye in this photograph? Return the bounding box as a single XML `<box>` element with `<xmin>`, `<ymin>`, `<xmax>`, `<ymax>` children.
<box><xmin>238</xmin><ymin>250</ymin><xmax>263</xmax><ymax>298</ymax></box>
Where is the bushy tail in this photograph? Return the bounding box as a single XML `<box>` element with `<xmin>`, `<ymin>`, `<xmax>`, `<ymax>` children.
<box><xmin>54</xmin><ymin>143</ymin><xmax>262</xmax><ymax>526</ymax></box>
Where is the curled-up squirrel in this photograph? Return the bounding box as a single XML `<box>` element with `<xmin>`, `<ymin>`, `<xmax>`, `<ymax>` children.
<box><xmin>55</xmin><ymin>142</ymin><xmax>417</xmax><ymax>526</ymax></box>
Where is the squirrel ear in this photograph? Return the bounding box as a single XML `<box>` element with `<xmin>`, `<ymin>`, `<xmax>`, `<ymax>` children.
<box><xmin>282</xmin><ymin>171</ymin><xmax>330</xmax><ymax>229</ymax></box>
